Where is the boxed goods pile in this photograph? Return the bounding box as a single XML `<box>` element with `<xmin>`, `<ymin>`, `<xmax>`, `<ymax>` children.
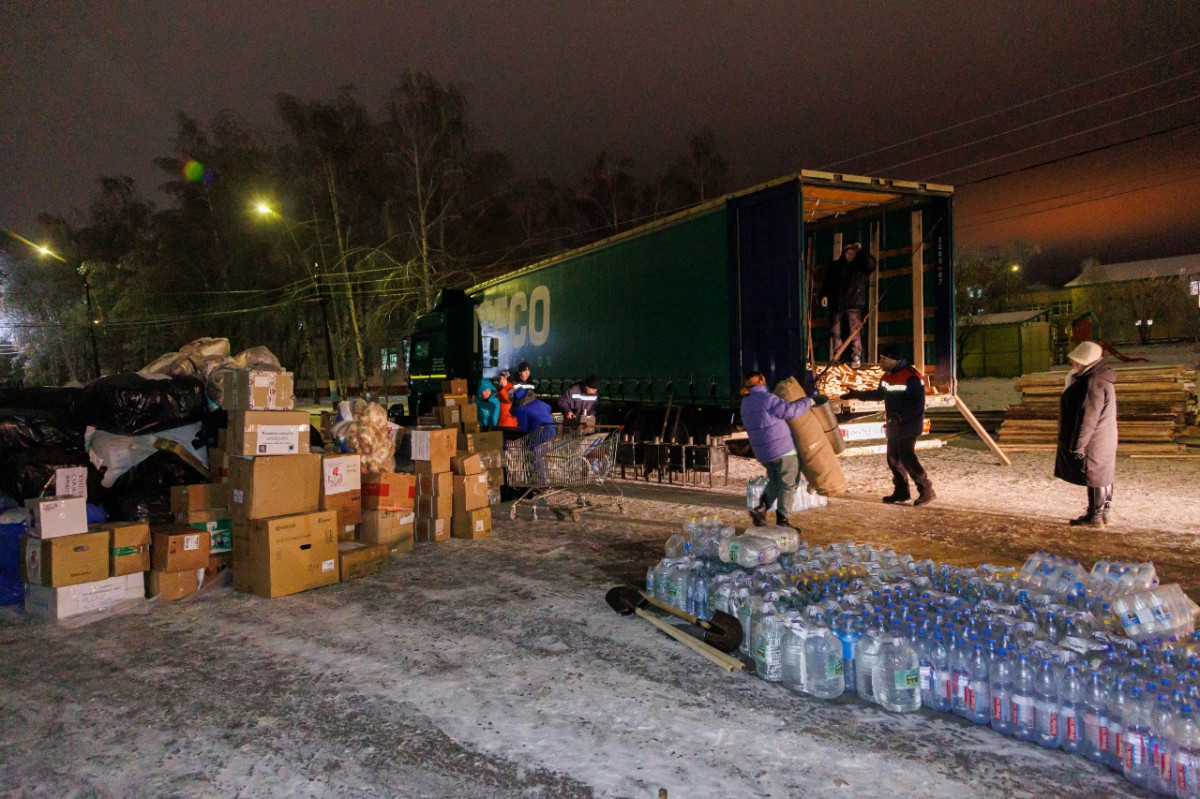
<box><xmin>232</xmin><ymin>511</ymin><xmax>339</xmax><ymax>598</ymax></box>
<box><xmin>321</xmin><ymin>454</ymin><xmax>363</xmax><ymax>540</ymax></box>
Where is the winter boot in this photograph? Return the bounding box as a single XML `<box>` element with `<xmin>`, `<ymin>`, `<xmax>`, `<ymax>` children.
<box><xmin>1100</xmin><ymin>485</ymin><xmax>1114</xmax><ymax>525</ymax></box>
<box><xmin>775</xmin><ymin>511</ymin><xmax>801</xmax><ymax>533</ymax></box>
<box><xmin>749</xmin><ymin>504</ymin><xmax>769</xmax><ymax>527</ymax></box>
<box><xmin>882</xmin><ymin>489</ymin><xmax>911</xmax><ymax>504</ymax></box>
<box><xmin>1069</xmin><ymin>488</ymin><xmax>1106</xmax><ymax>528</ymax></box>
<box><xmin>913</xmin><ymin>487</ymin><xmax>937</xmax><ymax>507</ymax></box>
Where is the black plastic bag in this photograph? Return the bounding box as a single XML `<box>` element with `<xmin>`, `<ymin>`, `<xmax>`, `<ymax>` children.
<box><xmin>0</xmin><ymin>387</ymin><xmax>82</xmax><ymax>420</ymax></box>
<box><xmin>0</xmin><ymin>408</ymin><xmax>85</xmax><ymax>454</ymax></box>
<box><xmin>71</xmin><ymin>374</ymin><xmax>208</xmax><ymax>436</ymax></box>
<box><xmin>0</xmin><ymin>447</ymin><xmax>103</xmax><ymax>503</ymax></box>
<box><xmin>103</xmin><ymin>449</ymin><xmax>208</xmax><ymax>523</ymax></box>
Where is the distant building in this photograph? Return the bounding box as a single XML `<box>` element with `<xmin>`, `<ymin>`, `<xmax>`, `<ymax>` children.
<box><xmin>958</xmin><ymin>308</ymin><xmax>1052</xmax><ymax>378</ymax></box>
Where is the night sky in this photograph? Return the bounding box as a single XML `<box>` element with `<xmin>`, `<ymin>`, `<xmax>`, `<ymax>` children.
<box><xmin>4</xmin><ymin>1</ymin><xmax>1200</xmax><ymax>283</ymax></box>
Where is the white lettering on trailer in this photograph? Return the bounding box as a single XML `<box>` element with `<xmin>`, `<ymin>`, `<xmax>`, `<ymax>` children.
<box><xmin>478</xmin><ymin>285</ymin><xmax>551</xmax><ymax>349</ymax></box>
<box><xmin>529</xmin><ymin>285</ymin><xmax>550</xmax><ymax>346</ymax></box>
<box><xmin>509</xmin><ymin>291</ymin><xmax>528</xmax><ymax>347</ymax></box>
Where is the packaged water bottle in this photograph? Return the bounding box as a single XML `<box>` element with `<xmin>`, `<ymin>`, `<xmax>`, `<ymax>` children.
<box><xmin>835</xmin><ymin>613</ymin><xmax>862</xmax><ymax>695</ymax></box>
<box><xmin>1034</xmin><ymin>657</ymin><xmax>1061</xmax><ymax>748</ymax></box>
<box><xmin>872</xmin><ymin>626</ymin><xmax>922</xmax><ymax>713</ymax></box>
<box><xmin>1058</xmin><ymin>664</ymin><xmax>1084</xmax><ymax>755</ymax></box>
<box><xmin>991</xmin><ymin>648</ymin><xmax>1015</xmax><ymax>734</ymax></box>
<box><xmin>931</xmin><ymin>633</ymin><xmax>953</xmax><ymax>713</ymax></box>
<box><xmin>666</xmin><ymin>563</ymin><xmax>690</xmax><ymax>611</ymax></box>
<box><xmin>738</xmin><ymin>595</ymin><xmax>761</xmax><ymax>657</ymax></box>
<box><xmin>965</xmin><ymin>643</ymin><xmax>992</xmax><ymax>725</ymax></box>
<box><xmin>665</xmin><ymin>532</ymin><xmax>691</xmax><ymax>558</ymax></box>
<box><xmin>1083</xmin><ymin>669</ymin><xmax>1112</xmax><ymax>764</ymax></box>
<box><xmin>804</xmin><ymin>624</ymin><xmax>846</xmax><ymax>699</ymax></box>
<box><xmin>1173</xmin><ymin>704</ymin><xmax>1200</xmax><ymax>798</ymax></box>
<box><xmin>691</xmin><ymin>570</ymin><xmax>711</xmax><ymax>621</ymax></box>
<box><xmin>719</xmin><ymin>536</ymin><xmax>780</xmax><ymax>568</ymax></box>
<box><xmin>1123</xmin><ymin>686</ymin><xmax>1153</xmax><ymax>787</ymax></box>
<box><xmin>781</xmin><ymin>620</ymin><xmax>808</xmax><ymax>693</ymax></box>
<box><xmin>646</xmin><ymin>564</ymin><xmax>656</xmax><ymax>595</ymax></box>
<box><xmin>1151</xmin><ymin>691</ymin><xmax>1178</xmax><ymax>796</ymax></box>
<box><xmin>856</xmin><ymin>627</ymin><xmax>884</xmax><ymax>703</ymax></box>
<box><xmin>951</xmin><ymin>634</ymin><xmax>971</xmax><ymax>719</ymax></box>
<box><xmin>1108</xmin><ymin>676</ymin><xmax>1131</xmax><ymax>771</ymax></box>
<box><xmin>750</xmin><ymin>526</ymin><xmax>802</xmax><ymax>554</ymax></box>
<box><xmin>753</xmin><ymin>601</ymin><xmax>784</xmax><ymax>682</ymax></box>
<box><xmin>1011</xmin><ymin>654</ymin><xmax>1038</xmax><ymax>742</ymax></box>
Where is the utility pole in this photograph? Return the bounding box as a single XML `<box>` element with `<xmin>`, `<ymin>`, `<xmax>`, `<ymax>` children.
<box><xmin>79</xmin><ymin>262</ymin><xmax>101</xmax><ymax>380</ymax></box>
<box><xmin>313</xmin><ymin>266</ymin><xmax>341</xmax><ymax>403</ymax></box>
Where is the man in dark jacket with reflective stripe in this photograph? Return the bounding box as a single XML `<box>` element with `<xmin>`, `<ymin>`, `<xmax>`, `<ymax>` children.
<box><xmin>558</xmin><ymin>375</ymin><xmax>599</xmax><ymax>428</ymax></box>
<box><xmin>841</xmin><ymin>353</ymin><xmax>935</xmax><ymax>506</ymax></box>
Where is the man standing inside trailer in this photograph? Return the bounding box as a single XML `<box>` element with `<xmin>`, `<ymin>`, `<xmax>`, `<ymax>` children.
<box><xmin>820</xmin><ymin>241</ymin><xmax>876</xmax><ymax>369</ymax></box>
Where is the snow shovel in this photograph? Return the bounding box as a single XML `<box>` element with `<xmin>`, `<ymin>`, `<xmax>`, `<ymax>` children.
<box><xmin>605</xmin><ymin>585</ymin><xmax>743</xmax><ymax>654</ymax></box>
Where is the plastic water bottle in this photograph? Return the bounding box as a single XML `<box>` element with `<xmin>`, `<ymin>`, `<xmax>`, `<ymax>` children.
<box><xmin>781</xmin><ymin>620</ymin><xmax>808</xmax><ymax>693</ymax></box>
<box><xmin>950</xmin><ymin>634</ymin><xmax>971</xmax><ymax>719</ymax></box>
<box><xmin>990</xmin><ymin>648</ymin><xmax>1014</xmax><ymax>734</ymax></box>
<box><xmin>646</xmin><ymin>564</ymin><xmax>655</xmax><ymax>595</ymax></box>
<box><xmin>738</xmin><ymin>595</ymin><xmax>761</xmax><ymax>657</ymax></box>
<box><xmin>803</xmin><ymin>624</ymin><xmax>845</xmax><ymax>699</ymax></box>
<box><xmin>967</xmin><ymin>643</ymin><xmax>992</xmax><ymax>725</ymax></box>
<box><xmin>1123</xmin><ymin>686</ymin><xmax>1153</xmax><ymax>787</ymax></box>
<box><xmin>930</xmin><ymin>633</ymin><xmax>952</xmax><ymax>713</ymax></box>
<box><xmin>1011</xmin><ymin>654</ymin><xmax>1037</xmax><ymax>742</ymax></box>
<box><xmin>1034</xmin><ymin>657</ymin><xmax>1060</xmax><ymax>749</ymax></box>
<box><xmin>1083</xmin><ymin>669</ymin><xmax>1112</xmax><ymax>765</ymax></box>
<box><xmin>752</xmin><ymin>601</ymin><xmax>784</xmax><ymax>682</ymax></box>
<box><xmin>1151</xmin><ymin>691</ymin><xmax>1178</xmax><ymax>796</ymax></box>
<box><xmin>835</xmin><ymin>614</ymin><xmax>862</xmax><ymax>695</ymax></box>
<box><xmin>690</xmin><ymin>569</ymin><xmax>710</xmax><ymax>620</ymax></box>
<box><xmin>1174</xmin><ymin>704</ymin><xmax>1200</xmax><ymax>798</ymax></box>
<box><xmin>1108</xmin><ymin>676</ymin><xmax>1130</xmax><ymax>771</ymax></box>
<box><xmin>872</xmin><ymin>627</ymin><xmax>922</xmax><ymax>713</ymax></box>
<box><xmin>666</xmin><ymin>563</ymin><xmax>690</xmax><ymax>611</ymax></box>
<box><xmin>856</xmin><ymin>627</ymin><xmax>884</xmax><ymax>703</ymax></box>
<box><xmin>1059</xmin><ymin>665</ymin><xmax>1084</xmax><ymax>755</ymax></box>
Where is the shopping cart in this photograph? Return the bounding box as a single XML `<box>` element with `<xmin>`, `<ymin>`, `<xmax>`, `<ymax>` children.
<box><xmin>504</xmin><ymin>424</ymin><xmax>625</xmax><ymax>520</ymax></box>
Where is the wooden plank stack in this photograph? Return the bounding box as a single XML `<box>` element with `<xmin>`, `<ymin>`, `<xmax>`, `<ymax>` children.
<box><xmin>816</xmin><ymin>364</ymin><xmax>885</xmax><ymax>397</ymax></box>
<box><xmin>998</xmin><ymin>364</ymin><xmax>1198</xmax><ymax>455</ymax></box>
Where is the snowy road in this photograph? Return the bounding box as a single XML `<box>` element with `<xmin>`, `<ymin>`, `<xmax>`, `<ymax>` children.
<box><xmin>3</xmin><ymin>468</ymin><xmax>1180</xmax><ymax>798</ymax></box>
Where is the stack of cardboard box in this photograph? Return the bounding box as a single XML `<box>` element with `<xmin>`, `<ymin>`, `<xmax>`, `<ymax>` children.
<box><xmin>460</xmin><ymin>428</ymin><xmax>506</xmax><ymax>508</ymax></box>
<box><xmin>148</xmin><ymin>521</ymin><xmax>211</xmax><ymax>601</ymax></box>
<box><xmin>361</xmin><ymin>469</ymin><xmax>416</xmax><ymax>551</ymax></box>
<box><xmin>435</xmin><ymin>378</ymin><xmax>472</xmax><ymax>428</ymax></box>
<box><xmin>170</xmin><ymin>482</ymin><xmax>233</xmax><ymax>581</ymax></box>
<box><xmin>450</xmin><ymin>457</ymin><xmax>492</xmax><ymax>539</ymax></box>
<box><xmin>412</xmin><ymin>427</ymin><xmax>456</xmax><ymax>542</ymax></box>
<box><xmin>22</xmin><ymin>490</ymin><xmax>146</xmax><ymax>621</ymax></box>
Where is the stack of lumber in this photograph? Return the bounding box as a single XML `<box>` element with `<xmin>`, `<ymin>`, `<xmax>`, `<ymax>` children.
<box><xmin>817</xmin><ymin>364</ymin><xmax>885</xmax><ymax>397</ymax></box>
<box><xmin>998</xmin><ymin>364</ymin><xmax>1198</xmax><ymax>455</ymax></box>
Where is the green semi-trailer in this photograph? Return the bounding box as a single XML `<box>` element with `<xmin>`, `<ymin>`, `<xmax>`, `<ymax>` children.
<box><xmin>405</xmin><ymin>171</ymin><xmax>956</xmax><ymax>442</ymax></box>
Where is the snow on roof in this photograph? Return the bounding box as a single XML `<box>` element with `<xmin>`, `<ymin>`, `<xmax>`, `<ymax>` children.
<box><xmin>958</xmin><ymin>308</ymin><xmax>1049</xmax><ymax>326</ymax></box>
<box><xmin>1065</xmin><ymin>253</ymin><xmax>1200</xmax><ymax>287</ymax></box>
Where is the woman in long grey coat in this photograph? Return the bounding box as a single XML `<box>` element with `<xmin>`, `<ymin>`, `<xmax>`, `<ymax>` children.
<box><xmin>1053</xmin><ymin>341</ymin><xmax>1118</xmax><ymax>528</ymax></box>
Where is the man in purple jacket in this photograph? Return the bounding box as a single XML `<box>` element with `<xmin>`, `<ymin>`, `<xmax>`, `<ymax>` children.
<box><xmin>740</xmin><ymin>372</ymin><xmax>815</xmax><ymax>530</ymax></box>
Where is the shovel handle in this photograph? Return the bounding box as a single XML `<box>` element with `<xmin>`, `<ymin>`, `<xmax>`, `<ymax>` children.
<box><xmin>634</xmin><ymin>608</ymin><xmax>744</xmax><ymax>672</ymax></box>
<box><xmin>639</xmin><ymin>590</ymin><xmax>704</xmax><ymax>627</ymax></box>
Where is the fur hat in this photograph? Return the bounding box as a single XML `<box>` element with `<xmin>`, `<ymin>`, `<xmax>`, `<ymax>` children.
<box><xmin>1067</xmin><ymin>341</ymin><xmax>1103</xmax><ymax>366</ymax></box>
<box><xmin>584</xmin><ymin>375</ymin><xmax>599</xmax><ymax>390</ymax></box>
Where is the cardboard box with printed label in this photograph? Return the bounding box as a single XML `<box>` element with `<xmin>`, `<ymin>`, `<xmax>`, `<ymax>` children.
<box><xmin>338</xmin><ymin>540</ymin><xmax>389</xmax><ymax>580</ymax></box>
<box><xmin>411</xmin><ymin>428</ymin><xmax>457</xmax><ymax>463</ymax></box>
<box><xmin>359</xmin><ymin>510</ymin><xmax>414</xmax><ymax>549</ymax></box>
<box><xmin>451</xmin><ymin>507</ymin><xmax>493</xmax><ymax>539</ymax></box>
<box><xmin>441</xmin><ymin>378</ymin><xmax>468</xmax><ymax>395</ymax></box>
<box><xmin>90</xmin><ymin>520</ymin><xmax>151</xmax><ymax>576</ymax></box>
<box><xmin>179</xmin><ymin>515</ymin><xmax>233</xmax><ymax>554</ymax></box>
<box><xmin>451</xmin><ymin>452</ymin><xmax>484</xmax><ymax>475</ymax></box>
<box><xmin>228</xmin><ymin>454</ymin><xmax>322</xmax><ymax>521</ymax></box>
<box><xmin>435</xmin><ymin>405</ymin><xmax>462</xmax><ymax>427</ymax></box>
<box><xmin>231</xmin><ymin>511</ymin><xmax>339</xmax><ymax>598</ymax></box>
<box><xmin>414</xmin><ymin>516</ymin><xmax>449</xmax><ymax>543</ymax></box>
<box><xmin>458</xmin><ymin>430</ymin><xmax>505</xmax><ymax>455</ymax></box>
<box><xmin>361</xmin><ymin>472</ymin><xmax>415</xmax><ymax>512</ymax></box>
<box><xmin>151</xmin><ymin>526</ymin><xmax>212</xmax><ymax>573</ymax></box>
<box><xmin>25</xmin><ymin>497</ymin><xmax>89</xmax><ymax>540</ymax></box>
<box><xmin>220</xmin><ymin>369</ymin><xmax>296</xmax><ymax>411</ymax></box>
<box><xmin>452</xmin><ymin>473</ymin><xmax>489</xmax><ymax>514</ymax></box>
<box><xmin>438</xmin><ymin>393</ymin><xmax>469</xmax><ymax>408</ymax></box>
<box><xmin>24</xmin><ymin>573</ymin><xmax>144</xmax><ymax>621</ymax></box>
<box><xmin>225</xmin><ymin>410</ymin><xmax>310</xmax><ymax>457</ymax></box>
<box><xmin>54</xmin><ymin>466</ymin><xmax>89</xmax><ymax>499</ymax></box>
<box><xmin>208</xmin><ymin>446</ymin><xmax>229</xmax><ymax>482</ymax></box>
<box><xmin>148</xmin><ymin>568</ymin><xmax>202</xmax><ymax>601</ymax></box>
<box><xmin>170</xmin><ymin>483</ymin><xmax>232</xmax><ymax>513</ymax></box>
<box><xmin>22</xmin><ymin>532</ymin><xmax>110</xmax><ymax>587</ymax></box>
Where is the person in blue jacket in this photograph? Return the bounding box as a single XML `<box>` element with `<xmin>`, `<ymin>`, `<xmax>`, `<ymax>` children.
<box><xmin>476</xmin><ymin>376</ymin><xmax>500</xmax><ymax>428</ymax></box>
<box><xmin>841</xmin><ymin>352</ymin><xmax>935</xmax><ymax>506</ymax></box>
<box><xmin>512</xmin><ymin>388</ymin><xmax>556</xmax><ymax>484</ymax></box>
<box><xmin>740</xmin><ymin>372</ymin><xmax>815</xmax><ymax>530</ymax></box>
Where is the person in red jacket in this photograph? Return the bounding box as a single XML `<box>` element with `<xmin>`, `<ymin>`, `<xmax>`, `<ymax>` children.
<box><xmin>495</xmin><ymin>370</ymin><xmax>518</xmax><ymax>428</ymax></box>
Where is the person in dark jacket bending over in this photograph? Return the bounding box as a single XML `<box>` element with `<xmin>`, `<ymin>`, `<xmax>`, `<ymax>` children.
<box><xmin>558</xmin><ymin>375</ymin><xmax>599</xmax><ymax>428</ymax></box>
<box><xmin>841</xmin><ymin>352</ymin><xmax>935</xmax><ymax>506</ymax></box>
<box><xmin>1053</xmin><ymin>341</ymin><xmax>1118</xmax><ymax>528</ymax></box>
<box><xmin>820</xmin><ymin>241</ymin><xmax>876</xmax><ymax>369</ymax></box>
<box><xmin>741</xmin><ymin>372</ymin><xmax>815</xmax><ymax>530</ymax></box>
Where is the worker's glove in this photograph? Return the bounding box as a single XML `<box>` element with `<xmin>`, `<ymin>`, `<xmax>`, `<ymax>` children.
<box><xmin>811</xmin><ymin>393</ymin><xmax>829</xmax><ymax>406</ymax></box>
<box><xmin>839</xmin><ymin>390</ymin><xmax>859</xmax><ymax>401</ymax></box>
<box><xmin>820</xmin><ymin>296</ymin><xmax>829</xmax><ymax>308</ymax></box>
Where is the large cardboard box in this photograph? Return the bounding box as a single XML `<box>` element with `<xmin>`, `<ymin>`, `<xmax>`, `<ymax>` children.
<box><xmin>24</xmin><ymin>573</ymin><xmax>144</xmax><ymax>621</ymax></box>
<box><xmin>226</xmin><ymin>410</ymin><xmax>310</xmax><ymax>457</ymax></box>
<box><xmin>22</xmin><ymin>532</ymin><xmax>110</xmax><ymax>587</ymax></box>
<box><xmin>451</xmin><ymin>452</ymin><xmax>484</xmax><ymax>475</ymax></box>
<box><xmin>459</xmin><ymin>416</ymin><xmax>482</xmax><ymax>434</ymax></box>
<box><xmin>228</xmin><ymin>454</ymin><xmax>322</xmax><ymax>521</ymax></box>
<box><xmin>338</xmin><ymin>541</ymin><xmax>389</xmax><ymax>580</ymax></box>
<box><xmin>486</xmin><ymin>466</ymin><xmax>506</xmax><ymax>487</ymax></box>
<box><xmin>232</xmin><ymin>511</ymin><xmax>339</xmax><ymax>598</ymax></box>
<box><xmin>441</xmin><ymin>378</ymin><xmax>468</xmax><ymax>395</ymax></box>
<box><xmin>411</xmin><ymin>428</ymin><xmax>457</xmax><ymax>462</ymax></box>
<box><xmin>321</xmin><ymin>454</ymin><xmax>363</xmax><ymax>536</ymax></box>
<box><xmin>359</xmin><ymin>510</ymin><xmax>414</xmax><ymax>549</ymax></box>
<box><xmin>451</xmin><ymin>507</ymin><xmax>493</xmax><ymax>540</ymax></box>
<box><xmin>413</xmin><ymin>457</ymin><xmax>452</xmax><ymax>475</ymax></box>
<box><xmin>170</xmin><ymin>483</ymin><xmax>232</xmax><ymax>513</ymax></box>
<box><xmin>435</xmin><ymin>405</ymin><xmax>462</xmax><ymax>427</ymax></box>
<box><xmin>25</xmin><ymin>497</ymin><xmax>88</xmax><ymax>540</ymax></box>
<box><xmin>151</xmin><ymin>526</ymin><xmax>211</xmax><ymax>573</ymax></box>
<box><xmin>148</xmin><ymin>568</ymin><xmax>202</xmax><ymax>601</ymax></box>
<box><xmin>91</xmin><ymin>520</ymin><xmax>151</xmax><ymax>576</ymax></box>
<box><xmin>452</xmin><ymin>473</ymin><xmax>489</xmax><ymax>513</ymax></box>
<box><xmin>415</xmin><ymin>494</ymin><xmax>452</xmax><ymax>519</ymax></box>
<box><xmin>459</xmin><ymin>430</ymin><xmax>505</xmax><ymax>455</ymax></box>
<box><xmin>362</xmin><ymin>472</ymin><xmax>415</xmax><ymax>512</ymax></box>
<box><xmin>416</xmin><ymin>472</ymin><xmax>453</xmax><ymax>497</ymax></box>
<box><xmin>438</xmin><ymin>393</ymin><xmax>469</xmax><ymax>408</ymax></box>
<box><xmin>208</xmin><ymin>446</ymin><xmax>229</xmax><ymax>482</ymax></box>
<box><xmin>220</xmin><ymin>369</ymin><xmax>296</xmax><ymax>411</ymax></box>
<box><xmin>414</xmin><ymin>516</ymin><xmax>449</xmax><ymax>543</ymax></box>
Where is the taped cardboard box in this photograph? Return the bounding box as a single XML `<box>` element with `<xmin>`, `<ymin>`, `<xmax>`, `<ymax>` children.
<box><xmin>451</xmin><ymin>507</ymin><xmax>493</xmax><ymax>540</ymax></box>
<box><xmin>232</xmin><ymin>510</ymin><xmax>339</xmax><ymax>599</ymax></box>
<box><xmin>24</xmin><ymin>573</ymin><xmax>144</xmax><ymax>621</ymax></box>
<box><xmin>321</xmin><ymin>454</ymin><xmax>363</xmax><ymax>528</ymax></box>
<box><xmin>359</xmin><ymin>510</ymin><xmax>414</xmax><ymax>549</ymax></box>
<box><xmin>225</xmin><ymin>410</ymin><xmax>310</xmax><ymax>457</ymax></box>
<box><xmin>170</xmin><ymin>483</ymin><xmax>232</xmax><ymax>513</ymax></box>
<box><xmin>411</xmin><ymin>428</ymin><xmax>457</xmax><ymax>462</ymax></box>
<box><xmin>414</xmin><ymin>515</ymin><xmax>449</xmax><ymax>543</ymax></box>
<box><xmin>460</xmin><ymin>416</ymin><xmax>482</xmax><ymax>434</ymax></box>
<box><xmin>459</xmin><ymin>430</ymin><xmax>504</xmax><ymax>455</ymax></box>
<box><xmin>180</xmin><ymin>515</ymin><xmax>233</xmax><ymax>555</ymax></box>
<box><xmin>438</xmin><ymin>393</ymin><xmax>469</xmax><ymax>408</ymax></box>
<box><xmin>22</xmin><ymin>532</ymin><xmax>110</xmax><ymax>587</ymax></box>
<box><xmin>25</xmin><ymin>497</ymin><xmax>88</xmax><ymax>540</ymax></box>
<box><xmin>451</xmin><ymin>452</ymin><xmax>484</xmax><ymax>475</ymax></box>
<box><xmin>228</xmin><ymin>453</ymin><xmax>322</xmax><ymax>521</ymax></box>
<box><xmin>209</xmin><ymin>446</ymin><xmax>229</xmax><ymax>482</ymax></box>
<box><xmin>205</xmin><ymin>552</ymin><xmax>232</xmax><ymax>582</ymax></box>
<box><xmin>94</xmin><ymin>520</ymin><xmax>151</xmax><ymax>576</ymax></box>
<box><xmin>151</xmin><ymin>526</ymin><xmax>212</xmax><ymax>573</ymax></box>
<box><xmin>416</xmin><ymin>472</ymin><xmax>453</xmax><ymax>497</ymax></box>
<box><xmin>441</xmin><ymin>379</ymin><xmax>468</xmax><ymax>395</ymax></box>
<box><xmin>339</xmin><ymin>541</ymin><xmax>389</xmax><ymax>580</ymax></box>
<box><xmin>436</xmin><ymin>405</ymin><xmax>461</xmax><ymax>427</ymax></box>
<box><xmin>362</xmin><ymin>472</ymin><xmax>415</xmax><ymax>512</ymax></box>
<box><xmin>220</xmin><ymin>369</ymin><xmax>296</xmax><ymax>411</ymax></box>
<box><xmin>414</xmin><ymin>458</ymin><xmax>451</xmax><ymax>475</ymax></box>
<box><xmin>415</xmin><ymin>493</ymin><xmax>452</xmax><ymax>519</ymax></box>
<box><xmin>486</xmin><ymin>466</ymin><xmax>505</xmax><ymax>487</ymax></box>
<box><xmin>148</xmin><ymin>568</ymin><xmax>202</xmax><ymax>601</ymax></box>
<box><xmin>452</xmin><ymin>473</ymin><xmax>489</xmax><ymax>513</ymax></box>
